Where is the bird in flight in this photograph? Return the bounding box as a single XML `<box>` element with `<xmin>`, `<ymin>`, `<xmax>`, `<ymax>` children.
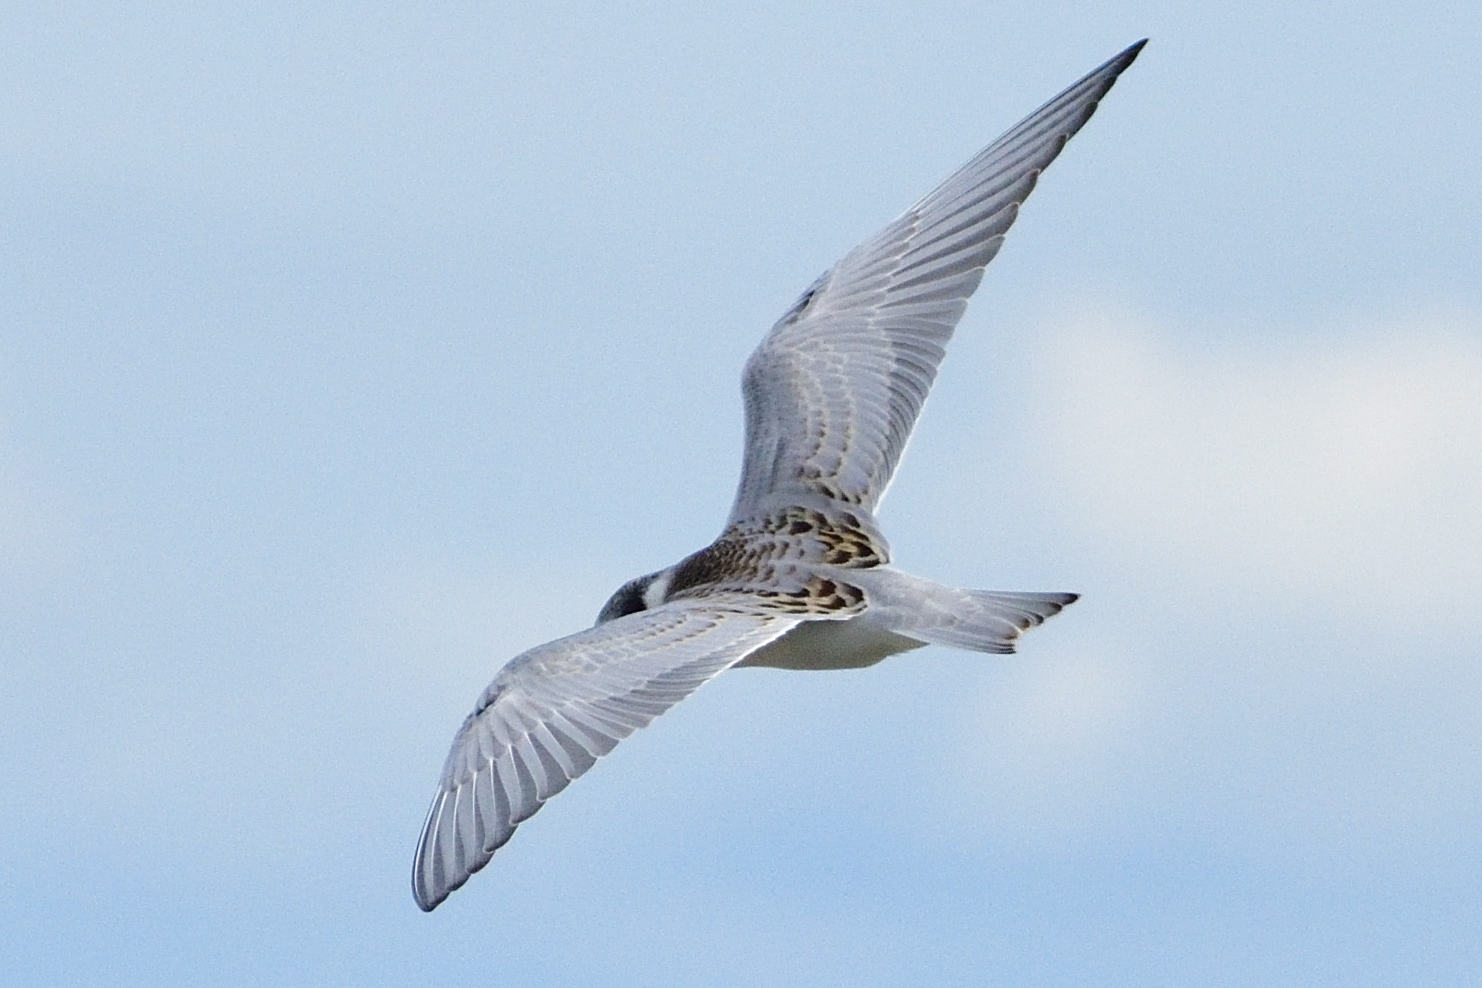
<box><xmin>413</xmin><ymin>40</ymin><xmax>1144</xmax><ymax>911</ymax></box>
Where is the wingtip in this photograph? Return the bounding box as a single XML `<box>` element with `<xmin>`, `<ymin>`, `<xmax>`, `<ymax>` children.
<box><xmin>1106</xmin><ymin>38</ymin><xmax>1148</xmax><ymax>75</ymax></box>
<box><xmin>412</xmin><ymin>858</ymin><xmax>445</xmax><ymax>912</ymax></box>
<box><xmin>412</xmin><ymin>790</ymin><xmax>459</xmax><ymax>912</ymax></box>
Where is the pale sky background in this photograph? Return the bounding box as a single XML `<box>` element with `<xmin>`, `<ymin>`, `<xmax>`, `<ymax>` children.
<box><xmin>3</xmin><ymin>3</ymin><xmax>1480</xmax><ymax>986</ymax></box>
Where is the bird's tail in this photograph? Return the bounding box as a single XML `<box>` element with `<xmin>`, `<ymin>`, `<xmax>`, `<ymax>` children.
<box><xmin>851</xmin><ymin>568</ymin><xmax>1077</xmax><ymax>654</ymax></box>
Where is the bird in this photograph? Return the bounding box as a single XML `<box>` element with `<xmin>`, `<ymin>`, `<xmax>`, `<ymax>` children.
<box><xmin>412</xmin><ymin>39</ymin><xmax>1145</xmax><ymax>912</ymax></box>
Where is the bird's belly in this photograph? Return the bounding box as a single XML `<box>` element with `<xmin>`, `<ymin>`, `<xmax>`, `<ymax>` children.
<box><xmin>733</xmin><ymin>615</ymin><xmax>926</xmax><ymax>671</ymax></box>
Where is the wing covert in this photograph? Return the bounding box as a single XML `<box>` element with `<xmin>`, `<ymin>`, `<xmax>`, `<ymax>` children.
<box><xmin>729</xmin><ymin>40</ymin><xmax>1144</xmax><ymax>520</ymax></box>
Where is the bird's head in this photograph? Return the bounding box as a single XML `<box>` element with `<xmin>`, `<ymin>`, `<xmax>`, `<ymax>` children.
<box><xmin>595</xmin><ymin>567</ymin><xmax>674</xmax><ymax>624</ymax></box>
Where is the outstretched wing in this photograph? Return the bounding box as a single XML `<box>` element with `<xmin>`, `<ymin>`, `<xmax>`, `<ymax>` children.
<box><xmin>412</xmin><ymin>595</ymin><xmax>801</xmax><ymax>911</ymax></box>
<box><xmin>729</xmin><ymin>40</ymin><xmax>1144</xmax><ymax>521</ymax></box>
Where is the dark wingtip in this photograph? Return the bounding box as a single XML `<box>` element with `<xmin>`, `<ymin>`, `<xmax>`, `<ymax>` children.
<box><xmin>1055</xmin><ymin>42</ymin><xmax>1144</xmax><ymax>144</ymax></box>
<box><xmin>412</xmin><ymin>865</ymin><xmax>444</xmax><ymax>912</ymax></box>
<box><xmin>1104</xmin><ymin>39</ymin><xmax>1148</xmax><ymax>77</ymax></box>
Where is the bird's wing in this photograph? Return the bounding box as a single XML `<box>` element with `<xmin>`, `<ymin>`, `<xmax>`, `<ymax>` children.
<box><xmin>728</xmin><ymin>40</ymin><xmax>1144</xmax><ymax>521</ymax></box>
<box><xmin>412</xmin><ymin>595</ymin><xmax>802</xmax><ymax>911</ymax></box>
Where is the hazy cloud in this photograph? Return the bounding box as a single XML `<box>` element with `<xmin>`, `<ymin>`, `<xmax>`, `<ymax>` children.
<box><xmin>1039</xmin><ymin>306</ymin><xmax>1482</xmax><ymax>617</ymax></box>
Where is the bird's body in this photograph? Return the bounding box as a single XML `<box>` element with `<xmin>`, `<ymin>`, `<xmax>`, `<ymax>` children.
<box><xmin>413</xmin><ymin>40</ymin><xmax>1145</xmax><ymax>911</ymax></box>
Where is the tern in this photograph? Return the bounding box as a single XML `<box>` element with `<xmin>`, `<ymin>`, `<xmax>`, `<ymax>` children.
<box><xmin>413</xmin><ymin>40</ymin><xmax>1144</xmax><ymax>911</ymax></box>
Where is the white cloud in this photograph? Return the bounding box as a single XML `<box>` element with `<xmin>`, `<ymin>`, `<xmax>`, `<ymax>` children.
<box><xmin>1036</xmin><ymin>305</ymin><xmax>1482</xmax><ymax>615</ymax></box>
<box><xmin>930</xmin><ymin>306</ymin><xmax>1482</xmax><ymax>854</ymax></box>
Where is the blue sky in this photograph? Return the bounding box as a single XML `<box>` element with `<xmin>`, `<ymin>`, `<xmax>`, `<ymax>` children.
<box><xmin>3</xmin><ymin>3</ymin><xmax>1479</xmax><ymax>985</ymax></box>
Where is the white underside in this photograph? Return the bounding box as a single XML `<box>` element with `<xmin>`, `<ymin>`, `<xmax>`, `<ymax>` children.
<box><xmin>733</xmin><ymin>614</ymin><xmax>927</xmax><ymax>670</ymax></box>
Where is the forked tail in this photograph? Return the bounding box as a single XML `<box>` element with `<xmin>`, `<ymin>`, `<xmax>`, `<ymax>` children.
<box><xmin>851</xmin><ymin>568</ymin><xmax>1078</xmax><ymax>654</ymax></box>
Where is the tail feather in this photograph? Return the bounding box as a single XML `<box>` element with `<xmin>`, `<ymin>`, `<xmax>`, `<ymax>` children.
<box><xmin>853</xmin><ymin>569</ymin><xmax>1078</xmax><ymax>654</ymax></box>
<box><xmin>908</xmin><ymin>588</ymin><xmax>1078</xmax><ymax>653</ymax></box>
